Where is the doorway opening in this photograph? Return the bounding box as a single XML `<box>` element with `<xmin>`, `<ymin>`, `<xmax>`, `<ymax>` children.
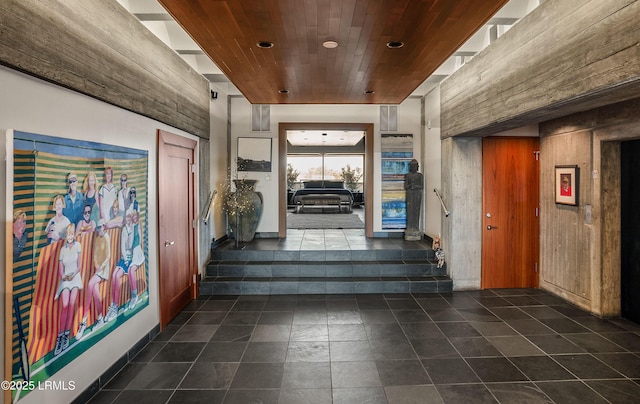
<box><xmin>621</xmin><ymin>139</ymin><xmax>640</xmax><ymax>323</ymax></box>
<box><xmin>278</xmin><ymin>123</ymin><xmax>374</xmax><ymax>237</ymax></box>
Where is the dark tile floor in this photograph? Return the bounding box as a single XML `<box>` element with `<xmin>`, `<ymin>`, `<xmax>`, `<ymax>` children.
<box><xmin>88</xmin><ymin>288</ymin><xmax>640</xmax><ymax>404</ymax></box>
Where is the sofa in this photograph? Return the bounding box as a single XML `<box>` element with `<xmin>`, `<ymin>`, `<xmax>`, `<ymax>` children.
<box><xmin>291</xmin><ymin>181</ymin><xmax>353</xmax><ymax>213</ymax></box>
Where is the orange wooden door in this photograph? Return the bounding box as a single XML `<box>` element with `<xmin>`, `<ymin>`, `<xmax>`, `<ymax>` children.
<box><xmin>158</xmin><ymin>130</ymin><xmax>197</xmax><ymax>328</ymax></box>
<box><xmin>482</xmin><ymin>137</ymin><xmax>539</xmax><ymax>289</ymax></box>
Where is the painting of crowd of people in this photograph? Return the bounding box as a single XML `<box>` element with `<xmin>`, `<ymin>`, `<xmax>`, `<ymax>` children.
<box><xmin>9</xmin><ymin>131</ymin><xmax>148</xmax><ymax>399</ymax></box>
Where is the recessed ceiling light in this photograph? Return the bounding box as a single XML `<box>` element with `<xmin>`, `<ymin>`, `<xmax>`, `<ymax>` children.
<box><xmin>386</xmin><ymin>41</ymin><xmax>404</xmax><ymax>49</ymax></box>
<box><xmin>364</xmin><ymin>90</ymin><xmax>375</xmax><ymax>94</ymax></box>
<box><xmin>322</xmin><ymin>40</ymin><xmax>339</xmax><ymax>49</ymax></box>
<box><xmin>257</xmin><ymin>41</ymin><xmax>274</xmax><ymax>48</ymax></box>
<box><xmin>278</xmin><ymin>89</ymin><xmax>289</xmax><ymax>94</ymax></box>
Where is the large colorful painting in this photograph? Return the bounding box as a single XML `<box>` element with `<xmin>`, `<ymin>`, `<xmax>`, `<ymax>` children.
<box><xmin>381</xmin><ymin>134</ymin><xmax>413</xmax><ymax>229</ymax></box>
<box><xmin>7</xmin><ymin>130</ymin><xmax>149</xmax><ymax>401</ymax></box>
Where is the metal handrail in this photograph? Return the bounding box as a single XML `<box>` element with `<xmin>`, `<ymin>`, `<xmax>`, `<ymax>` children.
<box><xmin>434</xmin><ymin>188</ymin><xmax>450</xmax><ymax>217</ymax></box>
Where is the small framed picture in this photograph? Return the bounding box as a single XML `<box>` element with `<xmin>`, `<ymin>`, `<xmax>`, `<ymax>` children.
<box><xmin>237</xmin><ymin>137</ymin><xmax>272</xmax><ymax>172</ymax></box>
<box><xmin>555</xmin><ymin>165</ymin><xmax>579</xmax><ymax>206</ymax></box>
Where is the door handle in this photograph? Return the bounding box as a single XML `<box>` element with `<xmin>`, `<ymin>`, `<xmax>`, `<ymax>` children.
<box><xmin>165</xmin><ymin>240</ymin><xmax>175</xmax><ymax>247</ymax></box>
<box><xmin>487</xmin><ymin>225</ymin><xmax>497</xmax><ymax>230</ymax></box>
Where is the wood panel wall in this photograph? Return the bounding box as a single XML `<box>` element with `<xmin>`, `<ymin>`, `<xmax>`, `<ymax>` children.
<box><xmin>441</xmin><ymin>0</ymin><xmax>640</xmax><ymax>138</ymax></box>
<box><xmin>0</xmin><ymin>0</ymin><xmax>210</xmax><ymax>138</ymax></box>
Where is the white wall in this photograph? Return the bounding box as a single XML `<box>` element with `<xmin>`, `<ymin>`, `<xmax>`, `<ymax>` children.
<box><xmin>0</xmin><ymin>65</ymin><xmax>198</xmax><ymax>404</ymax></box>
<box><xmin>208</xmin><ymin>83</ymin><xmax>230</xmax><ymax>241</ymax></box>
<box><xmin>228</xmin><ymin>97</ymin><xmax>423</xmax><ymax>234</ymax></box>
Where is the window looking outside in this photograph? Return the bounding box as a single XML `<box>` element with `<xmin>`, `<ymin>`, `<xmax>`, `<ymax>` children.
<box><xmin>287</xmin><ymin>154</ymin><xmax>364</xmax><ymax>192</ymax></box>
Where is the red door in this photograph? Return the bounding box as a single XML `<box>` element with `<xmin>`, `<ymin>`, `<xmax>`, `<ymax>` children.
<box><xmin>158</xmin><ymin>130</ymin><xmax>197</xmax><ymax>328</ymax></box>
<box><xmin>482</xmin><ymin>137</ymin><xmax>539</xmax><ymax>289</ymax></box>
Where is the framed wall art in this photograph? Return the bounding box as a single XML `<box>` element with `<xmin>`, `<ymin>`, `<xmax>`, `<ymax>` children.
<box><xmin>237</xmin><ymin>137</ymin><xmax>272</xmax><ymax>172</ymax></box>
<box><xmin>555</xmin><ymin>165</ymin><xmax>579</xmax><ymax>206</ymax></box>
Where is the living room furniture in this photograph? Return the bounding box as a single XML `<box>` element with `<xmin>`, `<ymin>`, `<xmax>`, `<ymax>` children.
<box><xmin>291</xmin><ymin>181</ymin><xmax>353</xmax><ymax>213</ymax></box>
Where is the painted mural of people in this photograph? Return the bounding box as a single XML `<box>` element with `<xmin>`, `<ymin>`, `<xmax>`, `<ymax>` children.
<box><xmin>106</xmin><ymin>213</ymin><xmax>139</xmax><ymax>321</ymax></box>
<box><xmin>54</xmin><ymin>223</ymin><xmax>83</xmax><ymax>355</ymax></box>
<box><xmin>125</xmin><ymin>186</ymin><xmax>139</xmax><ymax>217</ymax></box>
<box><xmin>128</xmin><ymin>210</ymin><xmax>144</xmax><ymax>310</ymax></box>
<box><xmin>75</xmin><ymin>204</ymin><xmax>96</xmax><ymax>237</ymax></box>
<box><xmin>83</xmin><ymin>171</ymin><xmax>100</xmax><ymax>224</ymax></box>
<box><xmin>117</xmin><ymin>173</ymin><xmax>131</xmax><ymax>217</ymax></box>
<box><xmin>46</xmin><ymin>195</ymin><xmax>71</xmax><ymax>244</ymax></box>
<box><xmin>105</xmin><ymin>199</ymin><xmax>123</xmax><ymax>229</ymax></box>
<box><xmin>98</xmin><ymin>167</ymin><xmax>117</xmax><ymax>222</ymax></box>
<box><xmin>76</xmin><ymin>219</ymin><xmax>110</xmax><ymax>340</ymax></box>
<box><xmin>62</xmin><ymin>172</ymin><xmax>84</xmax><ymax>225</ymax></box>
<box><xmin>13</xmin><ymin>209</ymin><xmax>28</xmax><ymax>261</ymax></box>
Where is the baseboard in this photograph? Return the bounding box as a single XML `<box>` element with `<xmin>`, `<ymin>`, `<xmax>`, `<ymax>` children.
<box><xmin>211</xmin><ymin>234</ymin><xmax>229</xmax><ymax>248</ymax></box>
<box><xmin>71</xmin><ymin>324</ymin><xmax>161</xmax><ymax>404</ymax></box>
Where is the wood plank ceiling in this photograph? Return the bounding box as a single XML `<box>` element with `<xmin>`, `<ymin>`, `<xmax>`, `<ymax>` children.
<box><xmin>158</xmin><ymin>0</ymin><xmax>509</xmax><ymax>104</ymax></box>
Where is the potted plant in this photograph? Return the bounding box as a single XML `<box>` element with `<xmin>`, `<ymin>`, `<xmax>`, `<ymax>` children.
<box><xmin>287</xmin><ymin>163</ymin><xmax>300</xmax><ymax>190</ymax></box>
<box><xmin>339</xmin><ymin>164</ymin><xmax>362</xmax><ymax>192</ymax></box>
<box><xmin>220</xmin><ymin>168</ymin><xmax>263</xmax><ymax>245</ymax></box>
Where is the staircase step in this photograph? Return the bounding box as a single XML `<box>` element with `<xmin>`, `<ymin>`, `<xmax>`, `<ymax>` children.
<box><xmin>200</xmin><ymin>275</ymin><xmax>452</xmax><ymax>295</ymax></box>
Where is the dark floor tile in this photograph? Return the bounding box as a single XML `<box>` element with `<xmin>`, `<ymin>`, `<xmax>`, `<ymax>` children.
<box><xmin>112</xmin><ymin>390</ymin><xmax>173</xmax><ymax>404</ymax></box>
<box><xmin>331</xmin><ymin>361</ymin><xmax>382</xmax><ymax>387</ymax></box>
<box><xmin>211</xmin><ymin>325</ymin><xmax>254</xmax><ymax>342</ymax></box>
<box><xmin>198</xmin><ymin>341</ymin><xmax>247</xmax><ymax>362</ymax></box>
<box><xmin>486</xmin><ymin>335</ymin><xmax>545</xmax><ymax>357</ymax></box>
<box><xmin>171</xmin><ymin>325</ymin><xmax>218</xmax><ymax>342</ymax></box>
<box><xmin>400</xmin><ymin>322</ymin><xmax>446</xmax><ymax>339</ymax></box>
<box><xmin>286</xmin><ymin>341</ymin><xmax>330</xmax><ymax>362</ymax></box>
<box><xmin>552</xmin><ymin>354</ymin><xmax>624</xmax><ymax>379</ymax></box>
<box><xmin>539</xmin><ymin>318</ymin><xmax>590</xmax><ymax>334</ymax></box>
<box><xmin>457</xmin><ymin>307</ymin><xmax>500</xmax><ymax>322</ymax></box>
<box><xmin>505</xmin><ymin>319</ymin><xmax>555</xmax><ymax>335</ymax></box>
<box><xmin>574</xmin><ymin>317</ymin><xmax>628</xmax><ymax>332</ymax></box>
<box><xmin>393</xmin><ymin>309</ymin><xmax>431</xmax><ymax>323</ymax></box>
<box><xmin>332</xmin><ymin>387</ymin><xmax>387</xmax><ymax>404</ymax></box>
<box><xmin>223</xmin><ymin>389</ymin><xmax>280</xmax><ymax>404</ymax></box>
<box><xmin>475</xmin><ymin>296</ymin><xmax>512</xmax><ymax>308</ymax></box>
<box><xmin>153</xmin><ymin>325</ymin><xmax>181</xmax><ymax>341</ymax></box>
<box><xmin>328</xmin><ymin>324</ymin><xmax>368</xmax><ymax>341</ymax></box>
<box><xmin>179</xmin><ymin>362</ymin><xmax>238</xmax><ymax>389</ymax></box>
<box><xmin>152</xmin><ymin>342</ymin><xmax>205</xmax><ymax>362</ymax></box>
<box><xmin>386</xmin><ymin>298</ymin><xmax>421</xmax><ymax>310</ymax></box>
<box><xmin>221</xmin><ymin>311</ymin><xmax>261</xmax><ymax>326</ymax></box>
<box><xmin>290</xmin><ymin>324</ymin><xmax>329</xmax><ymax>341</ymax></box>
<box><xmin>356</xmin><ymin>298</ymin><xmax>390</xmax><ymax>310</ymax></box>
<box><xmin>565</xmin><ymin>333</ymin><xmax>629</xmax><ymax>353</ymax></box>
<box><xmin>489</xmin><ymin>307</ymin><xmax>531</xmax><ymax>321</ymax></box>
<box><xmin>365</xmin><ymin>323</ymin><xmax>407</xmax><ymax>340</ymax></box>
<box><xmin>330</xmin><ymin>340</ymin><xmax>374</xmax><ymax>361</ymax></box>
<box><xmin>422</xmin><ymin>358</ymin><xmax>480</xmax><ymax>384</ymax></box>
<box><xmin>327</xmin><ymin>309</ymin><xmax>363</xmax><ymax>324</ymax></box>
<box><xmin>384</xmin><ymin>385</ymin><xmax>443</xmax><ymax>404</ymax></box>
<box><xmin>281</xmin><ymin>362</ymin><xmax>331</xmax><ymax>389</ymax></box>
<box><xmin>168</xmin><ymin>311</ymin><xmax>194</xmax><ymax>326</ymax></box>
<box><xmin>279</xmin><ymin>388</ymin><xmax>332</xmax><ymax>404</ymax></box>
<box><xmin>292</xmin><ymin>310</ymin><xmax>328</xmax><ymax>324</ymax></box>
<box><xmin>231</xmin><ymin>299</ymin><xmax>266</xmax><ymax>311</ymax></box>
<box><xmin>593</xmin><ymin>353</ymin><xmax>640</xmax><ymax>378</ymax></box>
<box><xmin>486</xmin><ymin>382</ymin><xmax>551</xmax><ymax>404</ymax></box>
<box><xmin>242</xmin><ymin>341</ymin><xmax>288</xmax><ymax>362</ymax></box>
<box><xmin>375</xmin><ymin>359</ymin><xmax>431</xmax><ymax>386</ymax></box>
<box><xmin>125</xmin><ymin>362</ymin><xmax>192</xmax><ymax>390</ymax></box>
<box><xmin>550</xmin><ymin>304</ymin><xmax>593</xmax><ymax>318</ymax></box>
<box><xmin>505</xmin><ymin>296</ymin><xmax>543</xmax><ymax>306</ymax></box>
<box><xmin>536</xmin><ymin>381</ymin><xmax>609</xmax><ymax>404</ymax></box>
<box><xmin>360</xmin><ymin>310</ymin><xmax>397</xmax><ymax>324</ymax></box>
<box><xmin>87</xmin><ymin>389</ymin><xmax>123</xmax><ymax>404</ymax></box>
<box><xmin>168</xmin><ymin>390</ymin><xmax>225</xmax><ymax>404</ymax></box>
<box><xmin>510</xmin><ymin>356</ymin><xmax>576</xmax><ymax>381</ymax></box>
<box><xmin>250</xmin><ymin>324</ymin><xmax>291</xmax><ymax>342</ymax></box>
<box><xmin>229</xmin><ymin>362</ymin><xmax>284</xmax><ymax>389</ymax></box>
<box><xmin>470</xmin><ymin>321</ymin><xmax>519</xmax><ymax>337</ymax></box>
<box><xmin>410</xmin><ymin>337</ymin><xmax>460</xmax><ymax>359</ymax></box>
<box><xmin>601</xmin><ymin>331</ymin><xmax>640</xmax><ymax>352</ymax></box>
<box><xmin>520</xmin><ymin>306</ymin><xmax>566</xmax><ymax>320</ymax></box>
<box><xmin>426</xmin><ymin>308</ymin><xmax>466</xmax><ymax>322</ymax></box>
<box><xmin>186</xmin><ymin>311</ymin><xmax>227</xmax><ymax>325</ymax></box>
<box><xmin>586</xmin><ymin>379</ymin><xmax>640</xmax><ymax>403</ymax></box>
<box><xmin>436</xmin><ymin>384</ymin><xmax>497</xmax><ymax>404</ymax></box>
<box><xmin>103</xmin><ymin>362</ymin><xmax>148</xmax><ymax>389</ymax></box>
<box><xmin>443</xmin><ymin>294</ymin><xmax>483</xmax><ymax>309</ymax></box>
<box><xmin>437</xmin><ymin>322</ymin><xmax>482</xmax><ymax>338</ymax></box>
<box><xmin>527</xmin><ymin>334</ymin><xmax>586</xmax><ymax>354</ymax></box>
<box><xmin>466</xmin><ymin>357</ymin><xmax>528</xmax><ymax>382</ymax></box>
<box><xmin>369</xmin><ymin>338</ymin><xmax>417</xmax><ymax>360</ymax></box>
<box><xmin>449</xmin><ymin>336</ymin><xmax>502</xmax><ymax>357</ymax></box>
<box><xmin>130</xmin><ymin>341</ymin><xmax>166</xmax><ymax>362</ymax></box>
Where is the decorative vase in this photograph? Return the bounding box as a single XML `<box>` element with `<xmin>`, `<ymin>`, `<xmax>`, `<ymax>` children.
<box><xmin>227</xmin><ymin>179</ymin><xmax>263</xmax><ymax>242</ymax></box>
